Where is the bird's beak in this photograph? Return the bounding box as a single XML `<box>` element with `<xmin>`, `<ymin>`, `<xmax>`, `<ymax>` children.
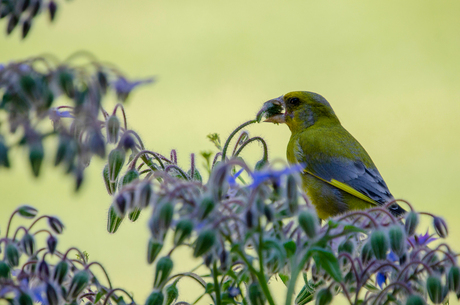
<box><xmin>263</xmin><ymin>96</ymin><xmax>286</xmax><ymax>124</ymax></box>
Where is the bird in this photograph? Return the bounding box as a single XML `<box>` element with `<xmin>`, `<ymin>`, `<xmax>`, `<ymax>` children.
<box><xmin>263</xmin><ymin>91</ymin><xmax>405</xmax><ymax>219</ymax></box>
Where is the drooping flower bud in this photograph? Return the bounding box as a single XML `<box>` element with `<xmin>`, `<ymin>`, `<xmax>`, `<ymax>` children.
<box><xmin>338</xmin><ymin>239</ymin><xmax>354</xmax><ymax>255</ymax></box>
<box><xmin>254</xmin><ymin>159</ymin><xmax>267</xmax><ymax>171</ymax></box>
<box><xmin>47</xmin><ymin>235</ymin><xmax>58</xmax><ymax>254</ymax></box>
<box><xmin>0</xmin><ymin>261</ymin><xmax>11</xmax><ymax>279</ymax></box>
<box><xmin>370</xmin><ymin>230</ymin><xmax>389</xmax><ymax>260</ymax></box>
<box><xmin>147</xmin><ymin>239</ymin><xmax>163</xmax><ymax>264</ymax></box>
<box><xmin>0</xmin><ymin>139</ymin><xmax>10</xmax><ymax>168</ymax></box>
<box><xmin>448</xmin><ymin>266</ymin><xmax>460</xmax><ymax>293</ymax></box>
<box><xmin>48</xmin><ymin>1</ymin><xmax>57</xmax><ymax>21</ymax></box>
<box><xmin>29</xmin><ymin>140</ymin><xmax>44</xmax><ymax>177</ymax></box>
<box><xmin>426</xmin><ymin>275</ymin><xmax>443</xmax><ymax>304</ymax></box>
<box><xmin>5</xmin><ymin>243</ymin><xmax>20</xmax><ymax>266</ymax></box>
<box><xmin>108</xmin><ymin>148</ymin><xmax>126</xmax><ymax>182</ymax></box>
<box><xmin>48</xmin><ymin>216</ymin><xmax>64</xmax><ymax>234</ymax></box>
<box><xmin>405</xmin><ymin>295</ymin><xmax>425</xmax><ymax>305</ymax></box>
<box><xmin>298</xmin><ymin>210</ymin><xmax>318</xmax><ymax>239</ymax></box>
<box><xmin>22</xmin><ymin>19</ymin><xmax>31</xmax><ymax>39</ymax></box>
<box><xmin>264</xmin><ymin>205</ymin><xmax>274</xmax><ymax>222</ymax></box>
<box><xmin>248</xmin><ymin>282</ymin><xmax>265</xmax><ymax>305</ymax></box>
<box><xmin>88</xmin><ymin>131</ymin><xmax>106</xmax><ymax>158</ymax></box>
<box><xmin>18</xmin><ymin>205</ymin><xmax>38</xmax><ymax>218</ymax></box>
<box><xmin>361</xmin><ymin>242</ymin><xmax>373</xmax><ymax>265</ymax></box>
<box><xmin>120</xmin><ymin>169</ymin><xmax>139</xmax><ymax>187</ymax></box>
<box><xmin>197</xmin><ymin>196</ymin><xmax>215</xmax><ymax>221</ymax></box>
<box><xmin>245</xmin><ymin>208</ymin><xmax>257</xmax><ymax>229</ymax></box>
<box><xmin>68</xmin><ymin>269</ymin><xmax>90</xmax><ymax>299</ymax></box>
<box><xmin>103</xmin><ymin>164</ymin><xmax>116</xmax><ymax>195</ymax></box>
<box><xmin>107</xmin><ymin>205</ymin><xmax>124</xmax><ymax>233</ymax></box>
<box><xmin>433</xmin><ymin>217</ymin><xmax>448</xmax><ymax>238</ymax></box>
<box><xmin>38</xmin><ymin>259</ymin><xmax>50</xmax><ymax>280</ymax></box>
<box><xmin>113</xmin><ymin>193</ymin><xmax>129</xmax><ymax>218</ymax></box>
<box><xmin>53</xmin><ymin>260</ymin><xmax>69</xmax><ymax>284</ymax></box>
<box><xmin>315</xmin><ymin>288</ymin><xmax>333</xmax><ymax>305</ymax></box>
<box><xmin>21</xmin><ymin>233</ymin><xmax>35</xmax><ymax>256</ymax></box>
<box><xmin>106</xmin><ymin>115</ymin><xmax>120</xmax><ymax>144</ymax></box>
<box><xmin>404</xmin><ymin>212</ymin><xmax>419</xmax><ymax>236</ymax></box>
<box><xmin>388</xmin><ymin>224</ymin><xmax>406</xmax><ymax>257</ymax></box>
<box><xmin>193</xmin><ymin>229</ymin><xmax>216</xmax><ymax>257</ymax></box>
<box><xmin>286</xmin><ymin>174</ymin><xmax>298</xmax><ymax>214</ymax></box>
<box><xmin>46</xmin><ymin>283</ymin><xmax>60</xmax><ymax>305</ymax></box>
<box><xmin>153</xmin><ymin>256</ymin><xmax>173</xmax><ymax>288</ymax></box>
<box><xmin>157</xmin><ymin>202</ymin><xmax>174</xmax><ymax>232</ymax></box>
<box><xmin>121</xmin><ymin>133</ymin><xmax>136</xmax><ymax>150</ymax></box>
<box><xmin>145</xmin><ymin>290</ymin><xmax>164</xmax><ymax>305</ymax></box>
<box><xmin>164</xmin><ymin>282</ymin><xmax>179</xmax><ymax>305</ymax></box>
<box><xmin>137</xmin><ymin>182</ymin><xmax>153</xmax><ymax>208</ymax></box>
<box><xmin>173</xmin><ymin>219</ymin><xmax>193</xmax><ymax>246</ymax></box>
<box><xmin>128</xmin><ymin>207</ymin><xmax>141</xmax><ymax>222</ymax></box>
<box><xmin>18</xmin><ymin>292</ymin><xmax>33</xmax><ymax>305</ymax></box>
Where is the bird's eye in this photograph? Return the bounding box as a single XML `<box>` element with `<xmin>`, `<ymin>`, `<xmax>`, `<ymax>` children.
<box><xmin>289</xmin><ymin>97</ymin><xmax>300</xmax><ymax>106</ymax></box>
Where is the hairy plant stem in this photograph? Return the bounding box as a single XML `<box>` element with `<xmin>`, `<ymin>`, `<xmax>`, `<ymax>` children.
<box><xmin>233</xmin><ymin>136</ymin><xmax>268</xmax><ymax>162</ymax></box>
<box><xmin>212</xmin><ymin>261</ymin><xmax>222</xmax><ymax>305</ymax></box>
<box><xmin>221</xmin><ymin>120</ymin><xmax>257</xmax><ymax>161</ymax></box>
<box><xmin>256</xmin><ymin>226</ymin><xmax>276</xmax><ymax>305</ymax></box>
<box><xmin>285</xmin><ymin>250</ymin><xmax>312</xmax><ymax>305</ymax></box>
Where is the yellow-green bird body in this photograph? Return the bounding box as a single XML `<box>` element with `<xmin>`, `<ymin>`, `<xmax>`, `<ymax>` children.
<box><xmin>265</xmin><ymin>91</ymin><xmax>404</xmax><ymax>219</ymax></box>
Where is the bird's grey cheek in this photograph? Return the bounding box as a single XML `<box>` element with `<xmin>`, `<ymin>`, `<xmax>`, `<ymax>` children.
<box><xmin>285</xmin><ymin>112</ymin><xmax>294</xmax><ymax>120</ymax></box>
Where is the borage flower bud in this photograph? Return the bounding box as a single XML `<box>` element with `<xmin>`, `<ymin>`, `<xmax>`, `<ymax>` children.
<box><xmin>388</xmin><ymin>224</ymin><xmax>406</xmax><ymax>257</ymax></box>
<box><xmin>21</xmin><ymin>233</ymin><xmax>35</xmax><ymax>256</ymax></box>
<box><xmin>370</xmin><ymin>230</ymin><xmax>389</xmax><ymax>260</ymax></box>
<box><xmin>128</xmin><ymin>207</ymin><xmax>141</xmax><ymax>222</ymax></box>
<box><xmin>107</xmin><ymin>148</ymin><xmax>126</xmax><ymax>182</ymax></box>
<box><xmin>0</xmin><ymin>261</ymin><xmax>10</xmax><ymax>279</ymax></box>
<box><xmin>46</xmin><ymin>283</ymin><xmax>60</xmax><ymax>305</ymax></box>
<box><xmin>298</xmin><ymin>210</ymin><xmax>318</xmax><ymax>239</ymax></box>
<box><xmin>54</xmin><ymin>137</ymin><xmax>70</xmax><ymax>167</ymax></box>
<box><xmin>264</xmin><ymin>205</ymin><xmax>274</xmax><ymax>222</ymax></box>
<box><xmin>286</xmin><ymin>174</ymin><xmax>298</xmax><ymax>214</ymax></box>
<box><xmin>48</xmin><ymin>216</ymin><xmax>64</xmax><ymax>234</ymax></box>
<box><xmin>68</xmin><ymin>269</ymin><xmax>90</xmax><ymax>299</ymax></box>
<box><xmin>53</xmin><ymin>260</ymin><xmax>69</xmax><ymax>284</ymax></box>
<box><xmin>361</xmin><ymin>242</ymin><xmax>373</xmax><ymax>265</ymax></box>
<box><xmin>47</xmin><ymin>235</ymin><xmax>57</xmax><ymax>254</ymax></box>
<box><xmin>6</xmin><ymin>243</ymin><xmax>20</xmax><ymax>266</ymax></box>
<box><xmin>338</xmin><ymin>240</ymin><xmax>354</xmax><ymax>255</ymax></box>
<box><xmin>157</xmin><ymin>202</ymin><xmax>174</xmax><ymax>232</ymax></box>
<box><xmin>426</xmin><ymin>275</ymin><xmax>444</xmax><ymax>304</ymax></box>
<box><xmin>18</xmin><ymin>205</ymin><xmax>38</xmax><ymax>218</ymax></box>
<box><xmin>173</xmin><ymin>219</ymin><xmax>193</xmax><ymax>246</ymax></box>
<box><xmin>97</xmin><ymin>71</ymin><xmax>108</xmax><ymax>94</ymax></box>
<box><xmin>193</xmin><ymin>230</ymin><xmax>216</xmax><ymax>257</ymax></box>
<box><xmin>147</xmin><ymin>239</ymin><xmax>163</xmax><ymax>264</ymax></box>
<box><xmin>405</xmin><ymin>295</ymin><xmax>425</xmax><ymax>305</ymax></box>
<box><xmin>0</xmin><ymin>139</ymin><xmax>10</xmax><ymax>167</ymax></box>
<box><xmin>22</xmin><ymin>19</ymin><xmax>31</xmax><ymax>39</ymax></box>
<box><xmin>29</xmin><ymin>140</ymin><xmax>44</xmax><ymax>177</ymax></box>
<box><xmin>103</xmin><ymin>164</ymin><xmax>116</xmax><ymax>195</ymax></box>
<box><xmin>106</xmin><ymin>115</ymin><xmax>120</xmax><ymax>144</ymax></box>
<box><xmin>245</xmin><ymin>208</ymin><xmax>257</xmax><ymax>229</ymax></box>
<box><xmin>145</xmin><ymin>290</ymin><xmax>164</xmax><ymax>305</ymax></box>
<box><xmin>48</xmin><ymin>1</ymin><xmax>57</xmax><ymax>21</ymax></box>
<box><xmin>121</xmin><ymin>133</ymin><xmax>136</xmax><ymax>150</ymax></box>
<box><xmin>254</xmin><ymin>159</ymin><xmax>267</xmax><ymax>171</ymax></box>
<box><xmin>197</xmin><ymin>196</ymin><xmax>215</xmax><ymax>221</ymax></box>
<box><xmin>7</xmin><ymin>14</ymin><xmax>19</xmax><ymax>35</ymax></box>
<box><xmin>107</xmin><ymin>206</ymin><xmax>124</xmax><ymax>233</ymax></box>
<box><xmin>433</xmin><ymin>217</ymin><xmax>448</xmax><ymax>238</ymax></box>
<box><xmin>448</xmin><ymin>266</ymin><xmax>460</xmax><ymax>293</ymax></box>
<box><xmin>113</xmin><ymin>193</ymin><xmax>129</xmax><ymax>218</ymax></box>
<box><xmin>120</xmin><ymin>169</ymin><xmax>139</xmax><ymax>187</ymax></box>
<box><xmin>31</xmin><ymin>0</ymin><xmax>41</xmax><ymax>17</ymax></box>
<box><xmin>219</xmin><ymin>248</ymin><xmax>228</xmax><ymax>271</ymax></box>
<box><xmin>137</xmin><ymin>182</ymin><xmax>153</xmax><ymax>208</ymax></box>
<box><xmin>248</xmin><ymin>282</ymin><xmax>265</xmax><ymax>305</ymax></box>
<box><xmin>18</xmin><ymin>292</ymin><xmax>33</xmax><ymax>305</ymax></box>
<box><xmin>315</xmin><ymin>288</ymin><xmax>332</xmax><ymax>305</ymax></box>
<box><xmin>89</xmin><ymin>131</ymin><xmax>106</xmax><ymax>158</ymax></box>
<box><xmin>404</xmin><ymin>212</ymin><xmax>419</xmax><ymax>236</ymax></box>
<box><xmin>164</xmin><ymin>282</ymin><xmax>179</xmax><ymax>305</ymax></box>
<box><xmin>38</xmin><ymin>259</ymin><xmax>50</xmax><ymax>280</ymax></box>
<box><xmin>153</xmin><ymin>256</ymin><xmax>173</xmax><ymax>288</ymax></box>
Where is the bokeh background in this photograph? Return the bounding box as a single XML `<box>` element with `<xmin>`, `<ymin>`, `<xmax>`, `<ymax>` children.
<box><xmin>1</xmin><ymin>0</ymin><xmax>460</xmax><ymax>303</ymax></box>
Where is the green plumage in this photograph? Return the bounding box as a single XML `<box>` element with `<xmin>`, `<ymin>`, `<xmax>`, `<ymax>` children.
<box><xmin>268</xmin><ymin>91</ymin><xmax>404</xmax><ymax>219</ymax></box>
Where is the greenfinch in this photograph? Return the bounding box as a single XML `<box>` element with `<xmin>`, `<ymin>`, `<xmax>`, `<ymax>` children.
<box><xmin>264</xmin><ymin>91</ymin><xmax>404</xmax><ymax>219</ymax></box>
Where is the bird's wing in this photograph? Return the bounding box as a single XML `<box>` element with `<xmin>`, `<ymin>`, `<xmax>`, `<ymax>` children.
<box><xmin>292</xmin><ymin>137</ymin><xmax>393</xmax><ymax>206</ymax></box>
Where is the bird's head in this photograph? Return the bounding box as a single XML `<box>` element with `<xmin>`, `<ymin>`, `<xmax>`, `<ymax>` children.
<box><xmin>263</xmin><ymin>91</ymin><xmax>339</xmax><ymax>133</ymax></box>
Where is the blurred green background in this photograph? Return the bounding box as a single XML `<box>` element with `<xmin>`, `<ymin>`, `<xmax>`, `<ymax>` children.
<box><xmin>1</xmin><ymin>0</ymin><xmax>460</xmax><ymax>303</ymax></box>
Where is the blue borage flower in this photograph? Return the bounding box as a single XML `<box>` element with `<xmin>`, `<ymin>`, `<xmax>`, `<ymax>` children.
<box><xmin>227</xmin><ymin>168</ymin><xmax>244</xmax><ymax>188</ymax></box>
<box><xmin>228</xmin><ymin>287</ymin><xmax>241</xmax><ymax>298</ymax></box>
<box><xmin>376</xmin><ymin>251</ymin><xmax>398</xmax><ymax>288</ymax></box>
<box><xmin>249</xmin><ymin>164</ymin><xmax>304</xmax><ymax>189</ymax></box>
<box><xmin>409</xmin><ymin>231</ymin><xmax>437</xmax><ymax>247</ymax></box>
<box><xmin>113</xmin><ymin>76</ymin><xmax>154</xmax><ymax>101</ymax></box>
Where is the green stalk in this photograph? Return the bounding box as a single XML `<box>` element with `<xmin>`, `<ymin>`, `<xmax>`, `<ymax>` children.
<box><xmin>256</xmin><ymin>229</ymin><xmax>276</xmax><ymax>305</ymax></box>
<box><xmin>212</xmin><ymin>261</ymin><xmax>222</xmax><ymax>305</ymax></box>
<box><xmin>285</xmin><ymin>251</ymin><xmax>312</xmax><ymax>305</ymax></box>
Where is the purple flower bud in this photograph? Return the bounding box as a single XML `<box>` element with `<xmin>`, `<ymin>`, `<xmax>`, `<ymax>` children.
<box><xmin>97</xmin><ymin>71</ymin><xmax>108</xmax><ymax>94</ymax></box>
<box><xmin>22</xmin><ymin>19</ymin><xmax>32</xmax><ymax>39</ymax></box>
<box><xmin>47</xmin><ymin>235</ymin><xmax>57</xmax><ymax>254</ymax></box>
<box><xmin>5</xmin><ymin>243</ymin><xmax>20</xmax><ymax>266</ymax></box>
<box><xmin>88</xmin><ymin>131</ymin><xmax>106</xmax><ymax>158</ymax></box>
<box><xmin>48</xmin><ymin>216</ymin><xmax>64</xmax><ymax>234</ymax></box>
<box><xmin>48</xmin><ymin>1</ymin><xmax>57</xmax><ymax>21</ymax></box>
<box><xmin>21</xmin><ymin>233</ymin><xmax>35</xmax><ymax>256</ymax></box>
<box><xmin>22</xmin><ymin>0</ymin><xmax>31</xmax><ymax>11</ymax></box>
<box><xmin>53</xmin><ymin>260</ymin><xmax>69</xmax><ymax>284</ymax></box>
<box><xmin>193</xmin><ymin>229</ymin><xmax>216</xmax><ymax>257</ymax></box>
<box><xmin>147</xmin><ymin>239</ymin><xmax>163</xmax><ymax>264</ymax></box>
<box><xmin>46</xmin><ymin>283</ymin><xmax>60</xmax><ymax>305</ymax></box>
<box><xmin>31</xmin><ymin>0</ymin><xmax>41</xmax><ymax>17</ymax></box>
<box><xmin>68</xmin><ymin>270</ymin><xmax>90</xmax><ymax>299</ymax></box>
<box><xmin>286</xmin><ymin>174</ymin><xmax>298</xmax><ymax>214</ymax></box>
<box><xmin>433</xmin><ymin>217</ymin><xmax>448</xmax><ymax>238</ymax></box>
<box><xmin>113</xmin><ymin>193</ymin><xmax>128</xmax><ymax>218</ymax></box>
<box><xmin>153</xmin><ymin>256</ymin><xmax>173</xmax><ymax>288</ymax></box>
<box><xmin>107</xmin><ymin>206</ymin><xmax>124</xmax><ymax>233</ymax></box>
<box><xmin>136</xmin><ymin>182</ymin><xmax>153</xmax><ymax>208</ymax></box>
<box><xmin>38</xmin><ymin>259</ymin><xmax>50</xmax><ymax>280</ymax></box>
<box><xmin>121</xmin><ymin>133</ymin><xmax>136</xmax><ymax>150</ymax></box>
<box><xmin>7</xmin><ymin>14</ymin><xmax>19</xmax><ymax>35</ymax></box>
<box><xmin>18</xmin><ymin>205</ymin><xmax>38</xmax><ymax>218</ymax></box>
<box><xmin>145</xmin><ymin>290</ymin><xmax>164</xmax><ymax>305</ymax></box>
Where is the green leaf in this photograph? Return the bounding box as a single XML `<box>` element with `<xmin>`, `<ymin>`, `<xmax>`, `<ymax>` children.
<box><xmin>283</xmin><ymin>240</ymin><xmax>296</xmax><ymax>258</ymax></box>
<box><xmin>309</xmin><ymin>247</ymin><xmax>343</xmax><ymax>282</ymax></box>
<box><xmin>279</xmin><ymin>273</ymin><xmax>289</xmax><ymax>286</ymax></box>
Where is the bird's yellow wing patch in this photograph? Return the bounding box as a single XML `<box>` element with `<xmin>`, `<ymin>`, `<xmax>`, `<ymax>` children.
<box><xmin>304</xmin><ymin>169</ymin><xmax>378</xmax><ymax>205</ymax></box>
